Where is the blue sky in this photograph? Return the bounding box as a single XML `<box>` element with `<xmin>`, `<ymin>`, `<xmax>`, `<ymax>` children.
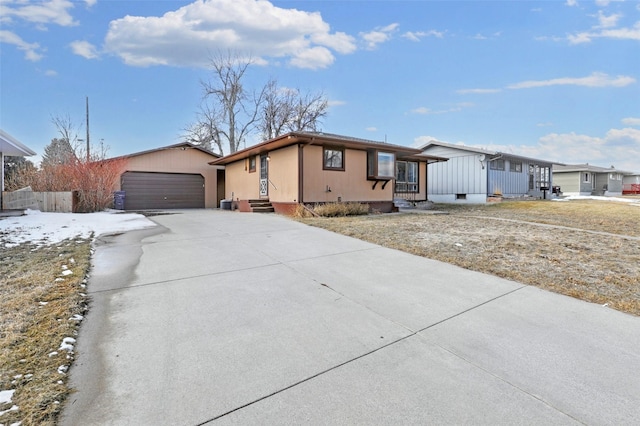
<box><xmin>1</xmin><ymin>0</ymin><xmax>639</xmax><ymax>172</ymax></box>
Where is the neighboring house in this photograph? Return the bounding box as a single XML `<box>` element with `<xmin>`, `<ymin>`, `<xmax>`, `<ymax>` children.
<box><xmin>553</xmin><ymin>164</ymin><xmax>631</xmax><ymax>197</ymax></box>
<box><xmin>622</xmin><ymin>174</ymin><xmax>640</xmax><ymax>195</ymax></box>
<box><xmin>1</xmin><ymin>129</ymin><xmax>37</xmax><ymax>210</ymax></box>
<box><xmin>210</xmin><ymin>132</ymin><xmax>446</xmax><ymax>214</ymax></box>
<box><xmin>420</xmin><ymin>141</ymin><xmax>556</xmax><ymax>203</ymax></box>
<box><xmin>112</xmin><ymin>142</ymin><xmax>222</xmax><ymax>210</ymax></box>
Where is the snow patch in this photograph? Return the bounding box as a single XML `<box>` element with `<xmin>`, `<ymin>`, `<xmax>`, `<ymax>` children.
<box><xmin>553</xmin><ymin>195</ymin><xmax>640</xmax><ymax>203</ymax></box>
<box><xmin>0</xmin><ymin>389</ymin><xmax>15</xmax><ymax>404</ymax></box>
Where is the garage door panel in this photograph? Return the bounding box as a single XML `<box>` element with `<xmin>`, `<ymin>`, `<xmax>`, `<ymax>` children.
<box><xmin>122</xmin><ymin>172</ymin><xmax>204</xmax><ymax>210</ymax></box>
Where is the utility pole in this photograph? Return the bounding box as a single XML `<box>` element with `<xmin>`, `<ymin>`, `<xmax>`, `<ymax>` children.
<box><xmin>86</xmin><ymin>96</ymin><xmax>90</xmax><ymax>162</ymax></box>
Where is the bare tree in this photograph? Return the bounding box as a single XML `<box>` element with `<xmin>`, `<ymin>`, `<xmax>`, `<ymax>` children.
<box><xmin>199</xmin><ymin>51</ymin><xmax>265</xmax><ymax>155</ymax></box>
<box><xmin>184</xmin><ymin>51</ymin><xmax>329</xmax><ymax>154</ymax></box>
<box><xmin>259</xmin><ymin>79</ymin><xmax>328</xmax><ymax>140</ymax></box>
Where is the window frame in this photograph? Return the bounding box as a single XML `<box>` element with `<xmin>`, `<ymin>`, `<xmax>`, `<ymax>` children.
<box><xmin>509</xmin><ymin>161</ymin><xmax>522</xmax><ymax>173</ymax></box>
<box><xmin>367</xmin><ymin>149</ymin><xmax>396</xmax><ymax>180</ymax></box>
<box><xmin>490</xmin><ymin>159</ymin><xmax>505</xmax><ymax>171</ymax></box>
<box><xmin>323</xmin><ymin>146</ymin><xmax>345</xmax><ymax>171</ymax></box>
<box><xmin>395</xmin><ymin>160</ymin><xmax>419</xmax><ymax>193</ymax></box>
<box><xmin>248</xmin><ymin>156</ymin><xmax>256</xmax><ymax>173</ymax></box>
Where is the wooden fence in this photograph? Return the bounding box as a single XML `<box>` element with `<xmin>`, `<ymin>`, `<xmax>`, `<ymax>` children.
<box><xmin>2</xmin><ymin>187</ymin><xmax>77</xmax><ymax>213</ymax></box>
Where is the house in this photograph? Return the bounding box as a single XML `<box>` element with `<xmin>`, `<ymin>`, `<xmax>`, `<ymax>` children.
<box><xmin>553</xmin><ymin>164</ymin><xmax>631</xmax><ymax>197</ymax></box>
<box><xmin>209</xmin><ymin>132</ymin><xmax>446</xmax><ymax>214</ymax></box>
<box><xmin>623</xmin><ymin>174</ymin><xmax>640</xmax><ymax>195</ymax></box>
<box><xmin>112</xmin><ymin>142</ymin><xmax>223</xmax><ymax>210</ymax></box>
<box><xmin>1</xmin><ymin>129</ymin><xmax>37</xmax><ymax>211</ymax></box>
<box><xmin>420</xmin><ymin>141</ymin><xmax>556</xmax><ymax>203</ymax></box>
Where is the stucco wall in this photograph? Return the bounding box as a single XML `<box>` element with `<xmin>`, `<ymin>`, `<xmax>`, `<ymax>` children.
<box><xmin>117</xmin><ymin>148</ymin><xmax>221</xmax><ymax>208</ymax></box>
<box><xmin>265</xmin><ymin>145</ymin><xmax>299</xmax><ymax>203</ymax></box>
<box><xmin>301</xmin><ymin>145</ymin><xmax>393</xmax><ymax>203</ymax></box>
<box><xmin>224</xmin><ymin>157</ymin><xmax>261</xmax><ymax>201</ymax></box>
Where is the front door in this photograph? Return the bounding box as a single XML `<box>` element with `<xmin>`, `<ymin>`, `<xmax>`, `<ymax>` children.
<box><xmin>259</xmin><ymin>154</ymin><xmax>268</xmax><ymax>197</ymax></box>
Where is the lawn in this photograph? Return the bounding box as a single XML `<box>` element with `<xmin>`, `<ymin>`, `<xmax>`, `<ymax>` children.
<box><xmin>299</xmin><ymin>199</ymin><xmax>640</xmax><ymax>316</ymax></box>
<box><xmin>0</xmin><ymin>239</ymin><xmax>91</xmax><ymax>426</ymax></box>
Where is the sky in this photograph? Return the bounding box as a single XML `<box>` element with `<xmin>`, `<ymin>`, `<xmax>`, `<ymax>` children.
<box><xmin>1</xmin><ymin>0</ymin><xmax>639</xmax><ymax>172</ymax></box>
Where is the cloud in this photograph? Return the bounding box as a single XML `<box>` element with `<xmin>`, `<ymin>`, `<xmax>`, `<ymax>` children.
<box><xmin>402</xmin><ymin>30</ymin><xmax>444</xmax><ymax>42</ymax></box>
<box><xmin>0</xmin><ymin>0</ymin><xmax>78</xmax><ymax>27</ymax></box>
<box><xmin>327</xmin><ymin>99</ymin><xmax>346</xmax><ymax>107</ymax></box>
<box><xmin>0</xmin><ymin>30</ymin><xmax>44</xmax><ymax>61</ymax></box>
<box><xmin>566</xmin><ymin>0</ymin><xmax>578</xmax><ymax>6</ymax></box>
<box><xmin>456</xmin><ymin>88</ymin><xmax>502</xmax><ymax>95</ymax></box>
<box><xmin>104</xmin><ymin>0</ymin><xmax>356</xmax><ymax>69</ymax></box>
<box><xmin>622</xmin><ymin>117</ymin><xmax>640</xmax><ymax>126</ymax></box>
<box><xmin>595</xmin><ymin>11</ymin><xmax>622</xmax><ymax>28</ymax></box>
<box><xmin>507</xmin><ymin>72</ymin><xmax>635</xmax><ymax>89</ymax></box>
<box><xmin>411</xmin><ymin>103</ymin><xmax>472</xmax><ymax>115</ymax></box>
<box><xmin>44</xmin><ymin>69</ymin><xmax>57</xmax><ymax>76</ymax></box>
<box><xmin>70</xmin><ymin>40</ymin><xmax>99</xmax><ymax>59</ymax></box>
<box><xmin>366</xmin><ymin>127</ymin><xmax>377</xmax><ymax>132</ymax></box>
<box><xmin>359</xmin><ymin>23</ymin><xmax>399</xmax><ymax>50</ymax></box>
<box><xmin>568</xmin><ymin>20</ymin><xmax>640</xmax><ymax>44</ymax></box>
<box><xmin>84</xmin><ymin>0</ymin><xmax>97</xmax><ymax>6</ymax></box>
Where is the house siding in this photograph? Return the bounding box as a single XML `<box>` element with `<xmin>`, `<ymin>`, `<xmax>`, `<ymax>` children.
<box><xmin>302</xmin><ymin>145</ymin><xmax>393</xmax><ymax>203</ymax></box>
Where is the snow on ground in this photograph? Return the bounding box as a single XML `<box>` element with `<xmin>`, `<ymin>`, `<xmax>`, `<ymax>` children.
<box><xmin>0</xmin><ymin>209</ymin><xmax>157</xmax><ymax>247</ymax></box>
<box><xmin>553</xmin><ymin>195</ymin><xmax>640</xmax><ymax>203</ymax></box>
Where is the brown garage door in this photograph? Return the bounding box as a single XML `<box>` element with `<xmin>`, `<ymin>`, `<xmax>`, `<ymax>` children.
<box><xmin>121</xmin><ymin>172</ymin><xmax>205</xmax><ymax>210</ymax></box>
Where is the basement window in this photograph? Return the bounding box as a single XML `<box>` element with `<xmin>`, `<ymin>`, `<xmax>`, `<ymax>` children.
<box><xmin>456</xmin><ymin>194</ymin><xmax>467</xmax><ymax>200</ymax></box>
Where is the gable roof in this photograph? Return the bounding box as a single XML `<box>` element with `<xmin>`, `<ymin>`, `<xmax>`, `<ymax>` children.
<box><xmin>554</xmin><ymin>163</ymin><xmax>633</xmax><ymax>175</ymax></box>
<box><xmin>0</xmin><ymin>129</ymin><xmax>37</xmax><ymax>156</ymax></box>
<box><xmin>420</xmin><ymin>140</ymin><xmax>557</xmax><ymax>166</ymax></box>
<box><xmin>110</xmin><ymin>142</ymin><xmax>220</xmax><ymax>160</ymax></box>
<box><xmin>210</xmin><ymin>132</ymin><xmax>447</xmax><ymax>165</ymax></box>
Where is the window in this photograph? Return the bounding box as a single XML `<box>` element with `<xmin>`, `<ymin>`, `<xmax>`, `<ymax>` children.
<box><xmin>323</xmin><ymin>147</ymin><xmax>344</xmax><ymax>170</ymax></box>
<box><xmin>395</xmin><ymin>161</ymin><xmax>419</xmax><ymax>193</ymax></box>
<box><xmin>583</xmin><ymin>173</ymin><xmax>591</xmax><ymax>183</ymax></box>
<box><xmin>490</xmin><ymin>159</ymin><xmax>505</xmax><ymax>171</ymax></box>
<box><xmin>248</xmin><ymin>156</ymin><xmax>256</xmax><ymax>173</ymax></box>
<box><xmin>456</xmin><ymin>194</ymin><xmax>467</xmax><ymax>200</ymax></box>
<box><xmin>367</xmin><ymin>150</ymin><xmax>395</xmax><ymax>179</ymax></box>
<box><xmin>510</xmin><ymin>161</ymin><xmax>522</xmax><ymax>172</ymax></box>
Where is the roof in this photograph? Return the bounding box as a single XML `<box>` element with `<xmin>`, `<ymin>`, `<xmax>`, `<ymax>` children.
<box><xmin>110</xmin><ymin>142</ymin><xmax>220</xmax><ymax>160</ymax></box>
<box><xmin>210</xmin><ymin>132</ymin><xmax>447</xmax><ymax>165</ymax></box>
<box><xmin>0</xmin><ymin>129</ymin><xmax>37</xmax><ymax>156</ymax></box>
<box><xmin>554</xmin><ymin>163</ymin><xmax>634</xmax><ymax>175</ymax></box>
<box><xmin>420</xmin><ymin>140</ymin><xmax>557</xmax><ymax>166</ymax></box>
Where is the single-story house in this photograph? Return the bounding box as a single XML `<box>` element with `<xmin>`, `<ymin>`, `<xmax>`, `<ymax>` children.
<box><xmin>623</xmin><ymin>174</ymin><xmax>640</xmax><ymax>195</ymax></box>
<box><xmin>1</xmin><ymin>129</ymin><xmax>37</xmax><ymax>210</ymax></box>
<box><xmin>112</xmin><ymin>142</ymin><xmax>222</xmax><ymax>210</ymax></box>
<box><xmin>553</xmin><ymin>164</ymin><xmax>632</xmax><ymax>197</ymax></box>
<box><xmin>209</xmin><ymin>132</ymin><xmax>447</xmax><ymax>214</ymax></box>
<box><xmin>420</xmin><ymin>141</ymin><xmax>556</xmax><ymax>203</ymax></box>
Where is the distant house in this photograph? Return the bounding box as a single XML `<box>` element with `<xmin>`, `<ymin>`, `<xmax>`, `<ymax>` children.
<box><xmin>553</xmin><ymin>164</ymin><xmax>631</xmax><ymax>197</ymax></box>
<box><xmin>210</xmin><ymin>132</ymin><xmax>446</xmax><ymax>214</ymax></box>
<box><xmin>111</xmin><ymin>142</ymin><xmax>222</xmax><ymax>210</ymax></box>
<box><xmin>1</xmin><ymin>129</ymin><xmax>37</xmax><ymax>210</ymax></box>
<box><xmin>420</xmin><ymin>141</ymin><xmax>555</xmax><ymax>203</ymax></box>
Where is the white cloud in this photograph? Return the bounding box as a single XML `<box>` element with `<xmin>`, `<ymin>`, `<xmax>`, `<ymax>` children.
<box><xmin>84</xmin><ymin>0</ymin><xmax>97</xmax><ymax>7</ymax></box>
<box><xmin>595</xmin><ymin>0</ymin><xmax>610</xmax><ymax>6</ymax></box>
<box><xmin>366</xmin><ymin>127</ymin><xmax>377</xmax><ymax>132</ymax></box>
<box><xmin>507</xmin><ymin>72</ymin><xmax>635</xmax><ymax>89</ymax></box>
<box><xmin>0</xmin><ymin>30</ymin><xmax>43</xmax><ymax>61</ymax></box>
<box><xmin>104</xmin><ymin>0</ymin><xmax>356</xmax><ymax>69</ymax></box>
<box><xmin>0</xmin><ymin>0</ymin><xmax>78</xmax><ymax>27</ymax></box>
<box><xmin>410</xmin><ymin>103</ymin><xmax>472</xmax><ymax>115</ymax></box>
<box><xmin>595</xmin><ymin>11</ymin><xmax>622</xmax><ymax>28</ymax></box>
<box><xmin>45</xmin><ymin>69</ymin><xmax>57</xmax><ymax>76</ymax></box>
<box><xmin>566</xmin><ymin>0</ymin><xmax>578</xmax><ymax>6</ymax></box>
<box><xmin>456</xmin><ymin>88</ymin><xmax>502</xmax><ymax>94</ymax></box>
<box><xmin>70</xmin><ymin>40</ymin><xmax>99</xmax><ymax>59</ymax></box>
<box><xmin>622</xmin><ymin>117</ymin><xmax>640</xmax><ymax>126</ymax></box>
<box><xmin>359</xmin><ymin>23</ymin><xmax>399</xmax><ymax>50</ymax></box>
<box><xmin>568</xmin><ymin>20</ymin><xmax>640</xmax><ymax>43</ymax></box>
<box><xmin>402</xmin><ymin>30</ymin><xmax>444</xmax><ymax>42</ymax></box>
<box><xmin>327</xmin><ymin>99</ymin><xmax>346</xmax><ymax>107</ymax></box>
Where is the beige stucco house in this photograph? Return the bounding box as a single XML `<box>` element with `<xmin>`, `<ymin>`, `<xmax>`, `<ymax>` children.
<box><xmin>112</xmin><ymin>142</ymin><xmax>222</xmax><ymax>210</ymax></box>
<box><xmin>210</xmin><ymin>132</ymin><xmax>445</xmax><ymax>214</ymax></box>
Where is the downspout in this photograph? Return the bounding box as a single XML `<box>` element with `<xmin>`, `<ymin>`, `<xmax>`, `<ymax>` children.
<box><xmin>298</xmin><ymin>143</ymin><xmax>304</xmax><ymax>204</ymax></box>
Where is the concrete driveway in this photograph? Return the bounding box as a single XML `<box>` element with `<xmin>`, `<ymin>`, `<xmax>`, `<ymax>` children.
<box><xmin>62</xmin><ymin>210</ymin><xmax>640</xmax><ymax>425</ymax></box>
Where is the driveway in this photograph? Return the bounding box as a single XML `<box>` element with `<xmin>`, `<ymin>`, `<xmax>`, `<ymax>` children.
<box><xmin>62</xmin><ymin>210</ymin><xmax>640</xmax><ymax>425</ymax></box>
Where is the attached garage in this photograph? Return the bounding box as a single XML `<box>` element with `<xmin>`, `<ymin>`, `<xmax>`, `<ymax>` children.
<box><xmin>111</xmin><ymin>143</ymin><xmax>223</xmax><ymax>210</ymax></box>
<box><xmin>121</xmin><ymin>172</ymin><xmax>205</xmax><ymax>210</ymax></box>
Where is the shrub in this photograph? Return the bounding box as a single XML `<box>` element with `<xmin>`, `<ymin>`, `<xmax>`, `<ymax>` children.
<box><xmin>312</xmin><ymin>202</ymin><xmax>370</xmax><ymax>217</ymax></box>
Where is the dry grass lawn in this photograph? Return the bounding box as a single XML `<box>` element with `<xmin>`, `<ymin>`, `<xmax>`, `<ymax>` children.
<box><xmin>0</xmin><ymin>239</ymin><xmax>91</xmax><ymax>426</ymax></box>
<box><xmin>299</xmin><ymin>199</ymin><xmax>640</xmax><ymax>316</ymax></box>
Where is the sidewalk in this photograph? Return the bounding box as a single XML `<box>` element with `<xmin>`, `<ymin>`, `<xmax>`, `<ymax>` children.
<box><xmin>62</xmin><ymin>210</ymin><xmax>640</xmax><ymax>425</ymax></box>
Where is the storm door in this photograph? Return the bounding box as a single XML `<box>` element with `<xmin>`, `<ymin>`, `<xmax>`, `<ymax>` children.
<box><xmin>259</xmin><ymin>154</ymin><xmax>269</xmax><ymax>197</ymax></box>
